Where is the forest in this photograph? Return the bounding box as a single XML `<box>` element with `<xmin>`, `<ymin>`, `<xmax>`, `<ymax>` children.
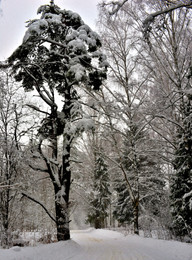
<box><xmin>0</xmin><ymin>0</ymin><xmax>192</xmax><ymax>249</ymax></box>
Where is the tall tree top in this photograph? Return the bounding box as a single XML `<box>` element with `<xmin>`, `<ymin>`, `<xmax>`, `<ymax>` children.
<box><xmin>50</xmin><ymin>0</ymin><xmax>54</xmax><ymax>6</ymax></box>
<box><xmin>8</xmin><ymin>2</ymin><xmax>108</xmax><ymax>94</ymax></box>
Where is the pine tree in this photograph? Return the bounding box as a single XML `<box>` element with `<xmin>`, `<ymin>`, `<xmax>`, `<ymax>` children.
<box><xmin>171</xmin><ymin>99</ymin><xmax>192</xmax><ymax>239</ymax></box>
<box><xmin>8</xmin><ymin>2</ymin><xmax>107</xmax><ymax>240</ymax></box>
<box><xmin>87</xmin><ymin>150</ymin><xmax>111</xmax><ymax>229</ymax></box>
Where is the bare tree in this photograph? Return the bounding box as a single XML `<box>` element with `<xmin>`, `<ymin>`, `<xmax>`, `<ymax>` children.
<box><xmin>143</xmin><ymin>2</ymin><xmax>192</xmax><ymax>239</ymax></box>
<box><xmin>95</xmin><ymin>3</ymin><xmax>167</xmax><ymax>234</ymax></box>
<box><xmin>0</xmin><ymin>70</ymin><xmax>36</xmax><ymax>247</ymax></box>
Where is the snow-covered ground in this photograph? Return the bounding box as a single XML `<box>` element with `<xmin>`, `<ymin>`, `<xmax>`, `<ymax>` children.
<box><xmin>0</xmin><ymin>229</ymin><xmax>192</xmax><ymax>260</ymax></box>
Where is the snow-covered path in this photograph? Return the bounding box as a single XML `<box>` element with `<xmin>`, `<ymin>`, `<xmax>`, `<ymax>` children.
<box><xmin>71</xmin><ymin>229</ymin><xmax>192</xmax><ymax>260</ymax></box>
<box><xmin>71</xmin><ymin>229</ymin><xmax>127</xmax><ymax>260</ymax></box>
<box><xmin>0</xmin><ymin>229</ymin><xmax>192</xmax><ymax>260</ymax></box>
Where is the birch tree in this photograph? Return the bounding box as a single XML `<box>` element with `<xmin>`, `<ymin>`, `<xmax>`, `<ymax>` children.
<box><xmin>97</xmin><ymin>3</ymin><xmax>166</xmax><ymax>234</ymax></box>
<box><xmin>99</xmin><ymin>0</ymin><xmax>192</xmax><ymax>237</ymax></box>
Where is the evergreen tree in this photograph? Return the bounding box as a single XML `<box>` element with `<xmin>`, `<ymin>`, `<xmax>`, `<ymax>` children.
<box><xmin>87</xmin><ymin>150</ymin><xmax>111</xmax><ymax>229</ymax></box>
<box><xmin>113</xmin><ymin>125</ymin><xmax>165</xmax><ymax>230</ymax></box>
<box><xmin>113</xmin><ymin>178</ymin><xmax>133</xmax><ymax>225</ymax></box>
<box><xmin>171</xmin><ymin>98</ymin><xmax>192</xmax><ymax>239</ymax></box>
<box><xmin>7</xmin><ymin>1</ymin><xmax>107</xmax><ymax>240</ymax></box>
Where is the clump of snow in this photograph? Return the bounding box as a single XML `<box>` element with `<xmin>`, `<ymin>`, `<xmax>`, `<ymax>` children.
<box><xmin>79</xmin><ymin>29</ymin><xmax>88</xmax><ymax>38</ymax></box>
<box><xmin>62</xmin><ymin>10</ymin><xmax>84</xmax><ymax>26</ymax></box>
<box><xmin>65</xmin><ymin>10</ymin><xmax>81</xmax><ymax>21</ymax></box>
<box><xmin>68</xmin><ymin>39</ymin><xmax>86</xmax><ymax>53</ymax></box>
<box><xmin>23</xmin><ymin>12</ymin><xmax>62</xmax><ymax>43</ymax></box>
<box><xmin>87</xmin><ymin>38</ymin><xmax>96</xmax><ymax>48</ymax></box>
<box><xmin>66</xmin><ymin>29</ymin><xmax>79</xmax><ymax>42</ymax></box>
<box><xmin>68</xmin><ymin>64</ymin><xmax>86</xmax><ymax>81</ymax></box>
<box><xmin>78</xmin><ymin>24</ymin><xmax>91</xmax><ymax>33</ymax></box>
<box><xmin>75</xmin><ymin>117</ymin><xmax>95</xmax><ymax>132</ymax></box>
<box><xmin>63</xmin><ymin>116</ymin><xmax>94</xmax><ymax>139</ymax></box>
<box><xmin>44</xmin><ymin>13</ymin><xmax>62</xmax><ymax>24</ymax></box>
<box><xmin>23</xmin><ymin>19</ymin><xmax>48</xmax><ymax>42</ymax></box>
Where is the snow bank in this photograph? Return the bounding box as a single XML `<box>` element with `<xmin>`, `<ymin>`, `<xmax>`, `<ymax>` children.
<box><xmin>0</xmin><ymin>229</ymin><xmax>192</xmax><ymax>260</ymax></box>
<box><xmin>0</xmin><ymin>240</ymin><xmax>81</xmax><ymax>260</ymax></box>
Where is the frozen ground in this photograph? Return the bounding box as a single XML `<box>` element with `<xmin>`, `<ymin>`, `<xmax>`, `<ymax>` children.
<box><xmin>0</xmin><ymin>229</ymin><xmax>192</xmax><ymax>260</ymax></box>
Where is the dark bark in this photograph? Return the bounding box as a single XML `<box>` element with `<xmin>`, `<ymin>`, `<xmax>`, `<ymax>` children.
<box><xmin>51</xmin><ymin>85</ymin><xmax>72</xmax><ymax>241</ymax></box>
<box><xmin>133</xmin><ymin>198</ymin><xmax>139</xmax><ymax>235</ymax></box>
<box><xmin>55</xmin><ymin>196</ymin><xmax>70</xmax><ymax>240</ymax></box>
<box><xmin>94</xmin><ymin>216</ymin><xmax>105</xmax><ymax>229</ymax></box>
<box><xmin>54</xmin><ymin>146</ymin><xmax>71</xmax><ymax>241</ymax></box>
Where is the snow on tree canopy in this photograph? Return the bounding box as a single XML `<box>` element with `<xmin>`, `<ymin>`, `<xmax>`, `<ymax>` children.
<box><xmin>23</xmin><ymin>19</ymin><xmax>49</xmax><ymax>42</ymax></box>
<box><xmin>8</xmin><ymin>3</ymin><xmax>108</xmax><ymax>92</ymax></box>
<box><xmin>7</xmin><ymin>2</ymin><xmax>108</xmax><ymax>242</ymax></box>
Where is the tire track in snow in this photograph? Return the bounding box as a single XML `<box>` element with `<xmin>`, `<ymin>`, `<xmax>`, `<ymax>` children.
<box><xmin>71</xmin><ymin>229</ymin><xmax>192</xmax><ymax>260</ymax></box>
<box><xmin>71</xmin><ymin>230</ymin><xmax>150</xmax><ymax>260</ymax></box>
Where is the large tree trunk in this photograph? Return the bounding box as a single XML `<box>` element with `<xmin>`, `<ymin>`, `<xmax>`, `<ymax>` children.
<box><xmin>54</xmin><ymin>123</ymin><xmax>72</xmax><ymax>241</ymax></box>
<box><xmin>53</xmin><ymin>145</ymin><xmax>71</xmax><ymax>241</ymax></box>
<box><xmin>54</xmin><ymin>188</ymin><xmax>70</xmax><ymax>241</ymax></box>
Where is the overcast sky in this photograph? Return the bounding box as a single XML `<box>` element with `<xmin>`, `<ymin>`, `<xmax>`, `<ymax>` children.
<box><xmin>0</xmin><ymin>0</ymin><xmax>101</xmax><ymax>60</ymax></box>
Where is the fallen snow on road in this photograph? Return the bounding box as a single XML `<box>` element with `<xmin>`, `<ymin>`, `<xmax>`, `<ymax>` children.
<box><xmin>0</xmin><ymin>229</ymin><xmax>192</xmax><ymax>260</ymax></box>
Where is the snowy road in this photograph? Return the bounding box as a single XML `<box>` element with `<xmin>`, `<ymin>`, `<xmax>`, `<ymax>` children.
<box><xmin>71</xmin><ymin>229</ymin><xmax>128</xmax><ymax>260</ymax></box>
<box><xmin>71</xmin><ymin>229</ymin><xmax>192</xmax><ymax>260</ymax></box>
<box><xmin>0</xmin><ymin>229</ymin><xmax>192</xmax><ymax>260</ymax></box>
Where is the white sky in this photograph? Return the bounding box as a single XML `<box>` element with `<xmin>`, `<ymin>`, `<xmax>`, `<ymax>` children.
<box><xmin>0</xmin><ymin>0</ymin><xmax>101</xmax><ymax>60</ymax></box>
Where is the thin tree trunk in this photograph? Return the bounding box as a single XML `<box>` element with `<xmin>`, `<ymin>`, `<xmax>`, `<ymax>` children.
<box><xmin>133</xmin><ymin>198</ymin><xmax>139</xmax><ymax>235</ymax></box>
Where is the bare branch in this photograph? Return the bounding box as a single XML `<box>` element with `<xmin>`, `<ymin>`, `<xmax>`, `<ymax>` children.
<box><xmin>21</xmin><ymin>66</ymin><xmax>54</xmax><ymax>107</ymax></box>
<box><xmin>155</xmin><ymin>114</ymin><xmax>184</xmax><ymax>130</ymax></box>
<box><xmin>29</xmin><ymin>163</ymin><xmax>49</xmax><ymax>173</ymax></box>
<box><xmin>26</xmin><ymin>104</ymin><xmax>50</xmax><ymax>116</ymax></box>
<box><xmin>101</xmin><ymin>0</ymin><xmax>128</xmax><ymax>15</ymax></box>
<box><xmin>143</xmin><ymin>1</ymin><xmax>192</xmax><ymax>40</ymax></box>
<box><xmin>109</xmin><ymin>0</ymin><xmax>128</xmax><ymax>15</ymax></box>
<box><xmin>0</xmin><ymin>183</ymin><xmax>21</xmax><ymax>189</ymax></box>
<box><xmin>21</xmin><ymin>192</ymin><xmax>57</xmax><ymax>223</ymax></box>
